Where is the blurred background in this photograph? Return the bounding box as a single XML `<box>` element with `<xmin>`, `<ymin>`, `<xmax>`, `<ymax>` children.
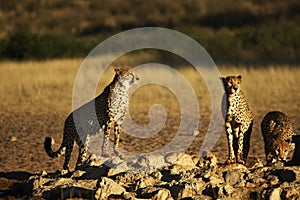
<box><xmin>0</xmin><ymin>0</ymin><xmax>300</xmax><ymax>64</ymax></box>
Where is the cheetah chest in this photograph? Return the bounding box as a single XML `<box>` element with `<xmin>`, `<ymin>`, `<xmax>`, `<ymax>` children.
<box><xmin>109</xmin><ymin>88</ymin><xmax>129</xmax><ymax>123</ymax></box>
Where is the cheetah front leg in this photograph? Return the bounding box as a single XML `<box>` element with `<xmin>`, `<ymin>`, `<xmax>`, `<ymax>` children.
<box><xmin>225</xmin><ymin>121</ymin><xmax>236</xmax><ymax>164</ymax></box>
<box><xmin>236</xmin><ymin>125</ymin><xmax>245</xmax><ymax>164</ymax></box>
<box><xmin>113</xmin><ymin>124</ymin><xmax>123</xmax><ymax>158</ymax></box>
<box><xmin>102</xmin><ymin>120</ymin><xmax>112</xmax><ymax>157</ymax></box>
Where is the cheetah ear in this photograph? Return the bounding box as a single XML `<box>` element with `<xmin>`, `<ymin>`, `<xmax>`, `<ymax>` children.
<box><xmin>237</xmin><ymin>75</ymin><xmax>242</xmax><ymax>80</ymax></box>
<box><xmin>115</xmin><ymin>68</ymin><xmax>121</xmax><ymax>75</ymax></box>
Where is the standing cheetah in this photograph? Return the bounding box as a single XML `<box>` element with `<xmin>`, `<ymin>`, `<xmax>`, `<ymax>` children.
<box><xmin>261</xmin><ymin>111</ymin><xmax>295</xmax><ymax>165</ymax></box>
<box><xmin>44</xmin><ymin>68</ymin><xmax>139</xmax><ymax>171</ymax></box>
<box><xmin>221</xmin><ymin>75</ymin><xmax>254</xmax><ymax>164</ymax></box>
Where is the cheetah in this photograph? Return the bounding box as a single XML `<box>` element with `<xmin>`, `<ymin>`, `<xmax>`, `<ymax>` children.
<box><xmin>44</xmin><ymin>68</ymin><xmax>139</xmax><ymax>171</ymax></box>
<box><xmin>261</xmin><ymin>111</ymin><xmax>295</xmax><ymax>165</ymax></box>
<box><xmin>221</xmin><ymin>75</ymin><xmax>254</xmax><ymax>164</ymax></box>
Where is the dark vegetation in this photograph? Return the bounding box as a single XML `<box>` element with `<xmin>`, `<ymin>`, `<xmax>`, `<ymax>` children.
<box><xmin>0</xmin><ymin>0</ymin><xmax>300</xmax><ymax>64</ymax></box>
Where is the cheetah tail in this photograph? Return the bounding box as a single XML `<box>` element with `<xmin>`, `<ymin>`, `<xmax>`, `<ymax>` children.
<box><xmin>44</xmin><ymin>137</ymin><xmax>65</xmax><ymax>158</ymax></box>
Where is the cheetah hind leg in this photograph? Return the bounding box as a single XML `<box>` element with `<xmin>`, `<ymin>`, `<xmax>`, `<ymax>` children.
<box><xmin>242</xmin><ymin>121</ymin><xmax>253</xmax><ymax>164</ymax></box>
<box><xmin>62</xmin><ymin>139</ymin><xmax>74</xmax><ymax>173</ymax></box>
<box><xmin>75</xmin><ymin>140</ymin><xmax>89</xmax><ymax>170</ymax></box>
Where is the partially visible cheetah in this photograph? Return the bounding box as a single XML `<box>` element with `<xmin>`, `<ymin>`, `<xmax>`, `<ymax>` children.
<box><xmin>44</xmin><ymin>68</ymin><xmax>139</xmax><ymax>171</ymax></box>
<box><xmin>221</xmin><ymin>75</ymin><xmax>254</xmax><ymax>164</ymax></box>
<box><xmin>261</xmin><ymin>111</ymin><xmax>295</xmax><ymax>165</ymax></box>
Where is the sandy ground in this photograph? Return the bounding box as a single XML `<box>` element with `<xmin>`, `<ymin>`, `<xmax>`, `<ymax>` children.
<box><xmin>0</xmin><ymin>61</ymin><xmax>299</xmax><ymax>197</ymax></box>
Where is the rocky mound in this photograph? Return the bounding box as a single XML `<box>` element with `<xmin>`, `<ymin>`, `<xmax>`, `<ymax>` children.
<box><xmin>4</xmin><ymin>153</ymin><xmax>300</xmax><ymax>199</ymax></box>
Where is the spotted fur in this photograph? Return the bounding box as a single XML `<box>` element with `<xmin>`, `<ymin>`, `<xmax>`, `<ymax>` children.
<box><xmin>221</xmin><ymin>75</ymin><xmax>254</xmax><ymax>164</ymax></box>
<box><xmin>44</xmin><ymin>68</ymin><xmax>139</xmax><ymax>171</ymax></box>
<box><xmin>261</xmin><ymin>111</ymin><xmax>295</xmax><ymax>165</ymax></box>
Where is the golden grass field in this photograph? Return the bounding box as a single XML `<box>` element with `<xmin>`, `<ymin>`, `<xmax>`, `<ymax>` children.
<box><xmin>0</xmin><ymin>59</ymin><xmax>299</xmax><ymax>174</ymax></box>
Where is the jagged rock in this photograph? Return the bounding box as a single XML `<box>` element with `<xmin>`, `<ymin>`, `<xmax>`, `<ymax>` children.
<box><xmin>203</xmin><ymin>153</ymin><xmax>218</xmax><ymax>169</ymax></box>
<box><xmin>224</xmin><ymin>170</ymin><xmax>245</xmax><ymax>187</ymax></box>
<box><xmin>135</xmin><ymin>176</ymin><xmax>156</xmax><ymax>189</ymax></box>
<box><xmin>170</xmin><ymin>164</ymin><xmax>197</xmax><ymax>175</ymax></box>
<box><xmin>209</xmin><ymin>174</ymin><xmax>224</xmax><ymax>186</ymax></box>
<box><xmin>282</xmin><ymin>185</ymin><xmax>300</xmax><ymax>199</ymax></box>
<box><xmin>135</xmin><ymin>154</ymin><xmax>166</xmax><ymax>172</ymax></box>
<box><xmin>170</xmin><ymin>181</ymin><xmax>205</xmax><ymax>199</ymax></box>
<box><xmin>167</xmin><ymin>153</ymin><xmax>195</xmax><ymax>166</ymax></box>
<box><xmin>152</xmin><ymin>188</ymin><xmax>173</xmax><ymax>200</ymax></box>
<box><xmin>17</xmin><ymin>153</ymin><xmax>300</xmax><ymax>200</ymax></box>
<box><xmin>94</xmin><ymin>177</ymin><xmax>126</xmax><ymax>199</ymax></box>
<box><xmin>107</xmin><ymin>161</ymin><xmax>131</xmax><ymax>176</ymax></box>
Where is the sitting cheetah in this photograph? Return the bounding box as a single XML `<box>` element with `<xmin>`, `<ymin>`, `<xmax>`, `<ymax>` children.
<box><xmin>261</xmin><ymin>111</ymin><xmax>295</xmax><ymax>165</ymax></box>
<box><xmin>44</xmin><ymin>68</ymin><xmax>139</xmax><ymax>171</ymax></box>
<box><xmin>221</xmin><ymin>75</ymin><xmax>254</xmax><ymax>164</ymax></box>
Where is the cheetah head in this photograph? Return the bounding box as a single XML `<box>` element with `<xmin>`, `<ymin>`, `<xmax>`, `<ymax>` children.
<box><xmin>221</xmin><ymin>75</ymin><xmax>242</xmax><ymax>94</ymax></box>
<box><xmin>115</xmin><ymin>67</ymin><xmax>139</xmax><ymax>88</ymax></box>
<box><xmin>272</xmin><ymin>133</ymin><xmax>294</xmax><ymax>162</ymax></box>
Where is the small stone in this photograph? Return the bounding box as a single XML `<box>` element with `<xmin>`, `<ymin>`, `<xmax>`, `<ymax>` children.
<box><xmin>193</xmin><ymin>130</ymin><xmax>199</xmax><ymax>136</ymax></box>
<box><xmin>252</xmin><ymin>177</ymin><xmax>266</xmax><ymax>185</ymax></box>
<box><xmin>41</xmin><ymin>171</ymin><xmax>47</xmax><ymax>176</ymax></box>
<box><xmin>245</xmin><ymin>182</ymin><xmax>256</xmax><ymax>188</ymax></box>
<box><xmin>224</xmin><ymin>184</ymin><xmax>234</xmax><ymax>195</ymax></box>
<box><xmin>269</xmin><ymin>188</ymin><xmax>281</xmax><ymax>200</ymax></box>
<box><xmin>71</xmin><ymin>170</ymin><xmax>86</xmax><ymax>178</ymax></box>
<box><xmin>268</xmin><ymin>175</ymin><xmax>279</xmax><ymax>186</ymax></box>
<box><xmin>10</xmin><ymin>136</ymin><xmax>17</xmax><ymax>142</ymax></box>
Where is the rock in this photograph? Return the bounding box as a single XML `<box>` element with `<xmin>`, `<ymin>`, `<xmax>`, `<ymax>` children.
<box><xmin>10</xmin><ymin>136</ymin><xmax>17</xmax><ymax>142</ymax></box>
<box><xmin>170</xmin><ymin>164</ymin><xmax>197</xmax><ymax>175</ymax></box>
<box><xmin>71</xmin><ymin>170</ymin><xmax>86</xmax><ymax>178</ymax></box>
<box><xmin>269</xmin><ymin>188</ymin><xmax>281</xmax><ymax>200</ymax></box>
<box><xmin>95</xmin><ymin>177</ymin><xmax>126</xmax><ymax>199</ymax></box>
<box><xmin>203</xmin><ymin>153</ymin><xmax>218</xmax><ymax>170</ymax></box>
<box><xmin>171</xmin><ymin>181</ymin><xmax>205</xmax><ymax>199</ymax></box>
<box><xmin>245</xmin><ymin>182</ymin><xmax>256</xmax><ymax>188</ymax></box>
<box><xmin>209</xmin><ymin>174</ymin><xmax>224</xmax><ymax>186</ymax></box>
<box><xmin>166</xmin><ymin>153</ymin><xmax>195</xmax><ymax>166</ymax></box>
<box><xmin>251</xmin><ymin>177</ymin><xmax>267</xmax><ymax>185</ymax></box>
<box><xmin>267</xmin><ymin>175</ymin><xmax>279</xmax><ymax>186</ymax></box>
<box><xmin>152</xmin><ymin>189</ymin><xmax>173</xmax><ymax>200</ymax></box>
<box><xmin>246</xmin><ymin>157</ymin><xmax>264</xmax><ymax>170</ymax></box>
<box><xmin>218</xmin><ymin>184</ymin><xmax>234</xmax><ymax>197</ymax></box>
<box><xmin>224</xmin><ymin>170</ymin><xmax>245</xmax><ymax>187</ymax></box>
<box><xmin>282</xmin><ymin>185</ymin><xmax>300</xmax><ymax>199</ymax></box>
<box><xmin>136</xmin><ymin>154</ymin><xmax>166</xmax><ymax>171</ymax></box>
<box><xmin>108</xmin><ymin>161</ymin><xmax>130</xmax><ymax>176</ymax></box>
<box><xmin>135</xmin><ymin>176</ymin><xmax>156</xmax><ymax>189</ymax></box>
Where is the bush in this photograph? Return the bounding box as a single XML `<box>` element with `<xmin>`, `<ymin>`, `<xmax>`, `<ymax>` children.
<box><xmin>1</xmin><ymin>31</ymin><xmax>92</xmax><ymax>60</ymax></box>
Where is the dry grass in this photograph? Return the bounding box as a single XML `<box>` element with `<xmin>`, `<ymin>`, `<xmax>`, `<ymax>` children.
<box><xmin>0</xmin><ymin>59</ymin><xmax>299</xmax><ymax>172</ymax></box>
